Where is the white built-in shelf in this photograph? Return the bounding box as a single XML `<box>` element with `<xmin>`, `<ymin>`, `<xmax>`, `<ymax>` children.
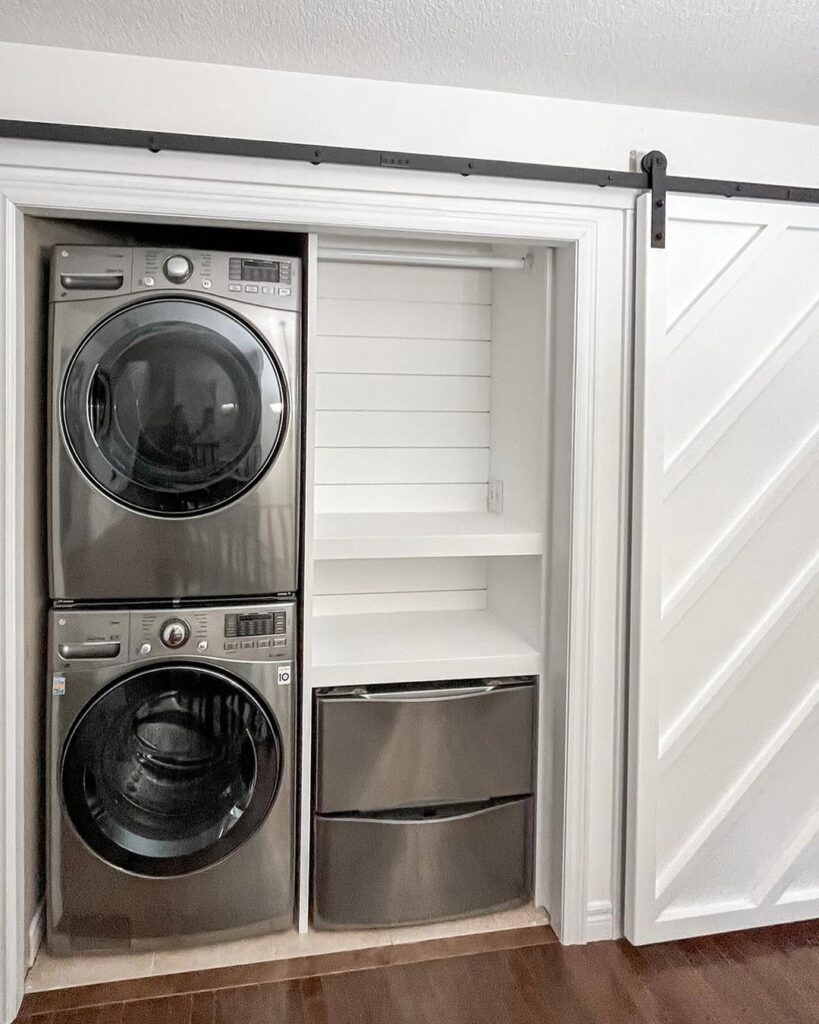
<box><xmin>310</xmin><ymin>608</ymin><xmax>541</xmax><ymax>688</ymax></box>
<box><xmin>312</xmin><ymin>512</ymin><xmax>544</xmax><ymax>560</ymax></box>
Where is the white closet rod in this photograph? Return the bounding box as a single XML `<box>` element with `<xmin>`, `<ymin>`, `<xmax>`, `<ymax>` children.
<box><xmin>317</xmin><ymin>247</ymin><xmax>531</xmax><ymax>271</ymax></box>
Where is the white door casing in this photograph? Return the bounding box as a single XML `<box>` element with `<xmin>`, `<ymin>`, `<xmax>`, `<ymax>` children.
<box><xmin>0</xmin><ymin>137</ymin><xmax>633</xmax><ymax>1018</ymax></box>
<box><xmin>628</xmin><ymin>192</ymin><xmax>819</xmax><ymax>943</ymax></box>
<box><xmin>0</xmin><ymin>194</ymin><xmax>26</xmax><ymax>1024</ymax></box>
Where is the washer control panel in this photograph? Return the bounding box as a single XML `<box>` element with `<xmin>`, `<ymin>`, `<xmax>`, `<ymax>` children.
<box><xmin>53</xmin><ymin>602</ymin><xmax>295</xmax><ymax>665</ymax></box>
<box><xmin>223</xmin><ymin>609</ymin><xmax>290</xmax><ymax>654</ymax></box>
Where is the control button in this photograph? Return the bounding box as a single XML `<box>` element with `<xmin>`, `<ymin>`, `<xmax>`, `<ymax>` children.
<box><xmin>163</xmin><ymin>255</ymin><xmax>193</xmax><ymax>283</ymax></box>
<box><xmin>245</xmin><ymin>285</ymin><xmax>259</xmax><ymax>293</ymax></box>
<box><xmin>228</xmin><ymin>284</ymin><xmax>241</xmax><ymax>291</ymax></box>
<box><xmin>159</xmin><ymin>617</ymin><xmax>190</xmax><ymax>649</ymax></box>
<box><xmin>201</xmin><ymin>279</ymin><xmax>212</xmax><ymax>289</ymax></box>
<box><xmin>262</xmin><ymin>286</ymin><xmax>272</xmax><ymax>294</ymax></box>
<box><xmin>257</xmin><ymin>639</ymin><xmax>271</xmax><ymax>649</ymax></box>
<box><xmin>240</xmin><ymin>640</ymin><xmax>254</xmax><ymax>649</ymax></box>
<box><xmin>142</xmin><ymin>276</ymin><xmax>155</xmax><ymax>287</ymax></box>
<box><xmin>139</xmin><ymin>642</ymin><xmax>152</xmax><ymax>656</ymax></box>
<box><xmin>224</xmin><ymin>641</ymin><xmax>237</xmax><ymax>651</ymax></box>
<box><xmin>273</xmin><ymin>637</ymin><xmax>286</xmax><ymax>647</ymax></box>
<box><xmin>197</xmin><ymin>640</ymin><xmax>208</xmax><ymax>652</ymax></box>
<box><xmin>279</xmin><ymin>288</ymin><xmax>291</xmax><ymax>296</ymax></box>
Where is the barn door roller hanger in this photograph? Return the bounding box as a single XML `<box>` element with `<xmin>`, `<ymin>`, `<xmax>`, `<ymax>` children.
<box><xmin>1</xmin><ymin>120</ymin><xmax>818</xmax><ymax>249</ymax></box>
<box><xmin>642</xmin><ymin>151</ymin><xmax>667</xmax><ymax>249</ymax></box>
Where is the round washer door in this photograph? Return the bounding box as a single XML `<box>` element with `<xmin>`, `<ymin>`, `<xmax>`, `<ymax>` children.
<box><xmin>61</xmin><ymin>298</ymin><xmax>287</xmax><ymax>516</ymax></box>
<box><xmin>61</xmin><ymin>664</ymin><xmax>282</xmax><ymax>877</ymax></box>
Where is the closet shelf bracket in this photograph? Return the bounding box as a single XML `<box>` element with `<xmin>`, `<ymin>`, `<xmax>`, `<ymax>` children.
<box><xmin>642</xmin><ymin>150</ymin><xmax>667</xmax><ymax>249</ymax></box>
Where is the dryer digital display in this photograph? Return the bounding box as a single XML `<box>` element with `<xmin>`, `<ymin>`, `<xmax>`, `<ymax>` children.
<box><xmin>230</xmin><ymin>257</ymin><xmax>280</xmax><ymax>283</ymax></box>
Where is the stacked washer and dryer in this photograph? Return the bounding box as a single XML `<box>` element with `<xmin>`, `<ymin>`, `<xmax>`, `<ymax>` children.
<box><xmin>46</xmin><ymin>246</ymin><xmax>302</xmax><ymax>953</ymax></box>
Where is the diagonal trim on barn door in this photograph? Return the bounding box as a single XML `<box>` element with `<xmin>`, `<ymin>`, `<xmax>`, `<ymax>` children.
<box><xmin>628</xmin><ymin>193</ymin><xmax>819</xmax><ymax>946</ymax></box>
<box><xmin>662</xmin><ymin>424</ymin><xmax>819</xmax><ymax>632</ymax></box>
<box><xmin>666</xmin><ymin>223</ymin><xmax>778</xmax><ymax>347</ymax></box>
<box><xmin>750</xmin><ymin>801</ymin><xmax>819</xmax><ymax>909</ymax></box>
<box><xmin>664</xmin><ymin>295</ymin><xmax>819</xmax><ymax>496</ymax></box>
<box><xmin>660</xmin><ymin>549</ymin><xmax>819</xmax><ymax>762</ymax></box>
<box><xmin>657</xmin><ymin>677</ymin><xmax>819</xmax><ymax>902</ymax></box>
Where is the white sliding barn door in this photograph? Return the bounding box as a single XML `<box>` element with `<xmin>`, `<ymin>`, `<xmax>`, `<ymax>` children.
<box><xmin>627</xmin><ymin>192</ymin><xmax>819</xmax><ymax>944</ymax></box>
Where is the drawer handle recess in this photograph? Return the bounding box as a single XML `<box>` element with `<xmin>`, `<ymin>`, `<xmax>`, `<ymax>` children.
<box><xmin>353</xmin><ymin>684</ymin><xmax>498</xmax><ymax>703</ymax></box>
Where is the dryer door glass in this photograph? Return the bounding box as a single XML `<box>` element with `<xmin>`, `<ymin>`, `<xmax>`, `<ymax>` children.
<box><xmin>61</xmin><ymin>665</ymin><xmax>283</xmax><ymax>877</ymax></box>
<box><xmin>61</xmin><ymin>298</ymin><xmax>287</xmax><ymax>516</ymax></box>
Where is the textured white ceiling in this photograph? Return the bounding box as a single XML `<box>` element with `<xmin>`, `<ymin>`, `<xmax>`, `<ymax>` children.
<box><xmin>2</xmin><ymin>0</ymin><xmax>818</xmax><ymax>125</ymax></box>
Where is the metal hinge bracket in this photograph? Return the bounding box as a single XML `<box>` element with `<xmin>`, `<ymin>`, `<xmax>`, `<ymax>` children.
<box><xmin>642</xmin><ymin>151</ymin><xmax>667</xmax><ymax>248</ymax></box>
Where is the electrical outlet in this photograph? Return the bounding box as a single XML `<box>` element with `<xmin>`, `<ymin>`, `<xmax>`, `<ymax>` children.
<box><xmin>487</xmin><ymin>479</ymin><xmax>503</xmax><ymax>515</ymax></box>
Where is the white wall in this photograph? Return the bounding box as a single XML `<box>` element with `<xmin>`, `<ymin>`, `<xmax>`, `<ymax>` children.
<box><xmin>2</xmin><ymin>42</ymin><xmax>819</xmax><ymax>189</ymax></box>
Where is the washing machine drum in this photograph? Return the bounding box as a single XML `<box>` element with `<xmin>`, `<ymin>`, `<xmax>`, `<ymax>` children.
<box><xmin>61</xmin><ymin>664</ymin><xmax>282</xmax><ymax>877</ymax></box>
<box><xmin>61</xmin><ymin>297</ymin><xmax>287</xmax><ymax>516</ymax></box>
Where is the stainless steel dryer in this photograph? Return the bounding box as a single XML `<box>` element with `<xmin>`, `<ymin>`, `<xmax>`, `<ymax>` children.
<box><xmin>47</xmin><ymin>602</ymin><xmax>296</xmax><ymax>953</ymax></box>
<box><xmin>49</xmin><ymin>246</ymin><xmax>301</xmax><ymax>601</ymax></box>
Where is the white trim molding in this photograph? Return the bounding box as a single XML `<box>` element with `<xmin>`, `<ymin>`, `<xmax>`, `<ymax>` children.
<box><xmin>585</xmin><ymin>900</ymin><xmax>616</xmax><ymax>942</ymax></box>
<box><xmin>1</xmin><ymin>190</ymin><xmax>27</xmax><ymax>1023</ymax></box>
<box><xmin>26</xmin><ymin>901</ymin><xmax>45</xmax><ymax>971</ymax></box>
<box><xmin>0</xmin><ymin>138</ymin><xmax>633</xmax><ymax>1005</ymax></box>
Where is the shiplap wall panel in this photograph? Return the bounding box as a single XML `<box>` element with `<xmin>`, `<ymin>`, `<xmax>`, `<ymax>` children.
<box><xmin>315</xmin><ymin>448</ymin><xmax>490</xmax><ymax>484</ymax></box>
<box><xmin>316</xmin><ymin>337</ymin><xmax>491</xmax><ymax>376</ymax></box>
<box><xmin>318</xmin><ymin>262</ymin><xmax>491</xmax><ymax>303</ymax></box>
<box><xmin>316</xmin><ymin>257</ymin><xmax>492</xmax><ymax>523</ymax></box>
<box><xmin>314</xmin><ymin>483</ymin><xmax>488</xmax><ymax>514</ymax></box>
<box><xmin>315</xmin><ymin>411</ymin><xmax>489</xmax><ymax>448</ymax></box>
<box><xmin>316</xmin><ymin>373</ymin><xmax>491</xmax><ymax>412</ymax></box>
<box><xmin>318</xmin><ymin>298</ymin><xmax>491</xmax><ymax>340</ymax></box>
<box><xmin>313</xmin><ymin>557</ymin><xmax>488</xmax><ymax>616</ymax></box>
<box><xmin>314</xmin><ymin>557</ymin><xmax>487</xmax><ymax>595</ymax></box>
<box><xmin>313</xmin><ymin>589</ymin><xmax>488</xmax><ymax>616</ymax></box>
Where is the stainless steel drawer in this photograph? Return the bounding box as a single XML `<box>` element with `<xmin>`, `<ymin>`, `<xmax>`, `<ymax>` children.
<box><xmin>315</xmin><ymin>680</ymin><xmax>535</xmax><ymax>813</ymax></box>
<box><xmin>313</xmin><ymin>797</ymin><xmax>532</xmax><ymax>928</ymax></box>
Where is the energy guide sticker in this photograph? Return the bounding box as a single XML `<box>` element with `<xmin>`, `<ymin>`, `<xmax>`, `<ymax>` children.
<box><xmin>52</xmin><ymin>674</ymin><xmax>66</xmax><ymax>696</ymax></box>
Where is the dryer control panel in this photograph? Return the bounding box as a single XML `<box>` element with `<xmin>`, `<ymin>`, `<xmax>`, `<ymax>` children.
<box><xmin>50</xmin><ymin>245</ymin><xmax>301</xmax><ymax>312</ymax></box>
<box><xmin>53</xmin><ymin>602</ymin><xmax>296</xmax><ymax>665</ymax></box>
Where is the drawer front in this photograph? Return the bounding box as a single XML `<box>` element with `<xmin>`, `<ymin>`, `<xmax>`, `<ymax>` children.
<box><xmin>315</xmin><ymin>681</ymin><xmax>535</xmax><ymax>812</ymax></box>
<box><xmin>313</xmin><ymin>797</ymin><xmax>532</xmax><ymax>928</ymax></box>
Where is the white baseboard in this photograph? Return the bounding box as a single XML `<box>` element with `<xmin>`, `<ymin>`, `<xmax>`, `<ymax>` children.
<box><xmin>27</xmin><ymin>899</ymin><xmax>45</xmax><ymax>969</ymax></box>
<box><xmin>585</xmin><ymin>900</ymin><xmax>615</xmax><ymax>942</ymax></box>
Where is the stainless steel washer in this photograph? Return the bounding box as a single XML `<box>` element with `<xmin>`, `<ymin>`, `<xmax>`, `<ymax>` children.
<box><xmin>47</xmin><ymin>602</ymin><xmax>296</xmax><ymax>954</ymax></box>
<box><xmin>49</xmin><ymin>246</ymin><xmax>301</xmax><ymax>601</ymax></box>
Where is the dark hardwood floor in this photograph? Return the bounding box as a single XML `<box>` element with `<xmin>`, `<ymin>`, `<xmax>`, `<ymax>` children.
<box><xmin>17</xmin><ymin>919</ymin><xmax>819</xmax><ymax>1023</ymax></box>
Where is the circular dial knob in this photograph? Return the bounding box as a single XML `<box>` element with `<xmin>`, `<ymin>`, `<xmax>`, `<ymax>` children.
<box><xmin>159</xmin><ymin>617</ymin><xmax>190</xmax><ymax>649</ymax></box>
<box><xmin>162</xmin><ymin>254</ymin><xmax>193</xmax><ymax>283</ymax></box>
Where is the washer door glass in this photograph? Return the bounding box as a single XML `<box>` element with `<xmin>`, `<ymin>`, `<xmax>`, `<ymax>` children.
<box><xmin>61</xmin><ymin>298</ymin><xmax>287</xmax><ymax>516</ymax></box>
<box><xmin>61</xmin><ymin>665</ymin><xmax>282</xmax><ymax>877</ymax></box>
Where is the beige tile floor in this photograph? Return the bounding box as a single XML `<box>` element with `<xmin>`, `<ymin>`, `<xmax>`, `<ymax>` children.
<box><xmin>26</xmin><ymin>903</ymin><xmax>549</xmax><ymax>992</ymax></box>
